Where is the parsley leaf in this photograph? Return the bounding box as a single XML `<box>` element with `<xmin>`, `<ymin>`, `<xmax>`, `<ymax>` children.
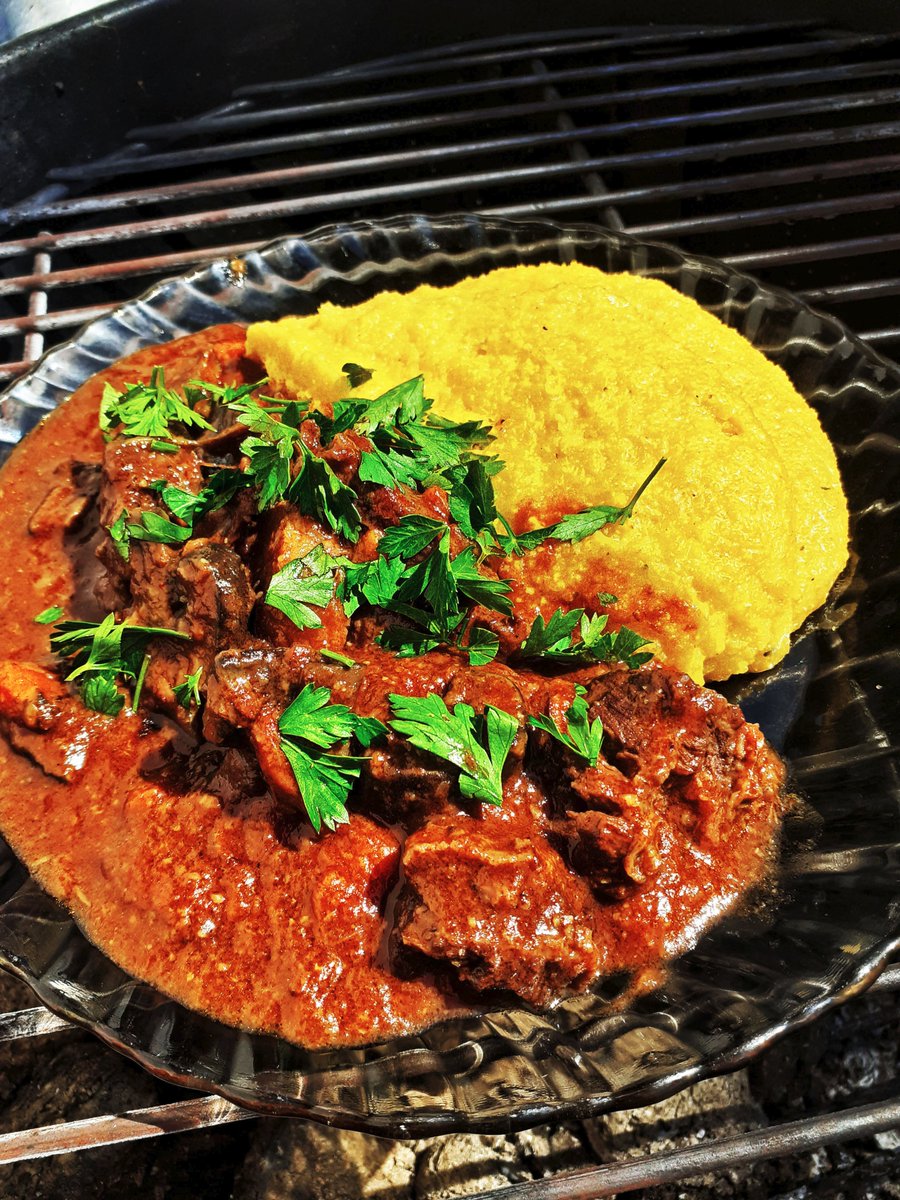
<box><xmin>378</xmin><ymin>515</ymin><xmax>446</xmax><ymax>561</ymax></box>
<box><xmin>353</xmin><ymin>716</ymin><xmax>389</xmax><ymax>748</ymax></box>
<box><xmin>503</xmin><ymin>458</ymin><xmax>667</xmax><ymax>552</ymax></box>
<box><xmin>80</xmin><ymin>674</ymin><xmax>125</xmax><ymax>717</ymax></box>
<box><xmin>340</xmin><ymin>555</ymin><xmax>408</xmax><ymax>616</ymax></box>
<box><xmin>152</xmin><ymin>469</ymin><xmax>250</xmax><ymax>525</ymax></box>
<box><xmin>277</xmin><ymin>684</ymin><xmax>373</xmax><ymax>832</ymax></box>
<box><xmin>517</xmin><ymin>607</ymin><xmax>653</xmax><ymax>669</ymax></box>
<box><xmin>286</xmin><ymin>445</ymin><xmax>362</xmax><ymax>543</ymax></box>
<box><xmin>320</xmin><ymin>648</ymin><xmax>357</xmax><ymax>668</ymax></box>
<box><xmin>377</xmin><ymin>623</ymin><xmax>446</xmax><ymax>658</ymax></box>
<box><xmin>343</xmin><ymin>362</ymin><xmax>373</xmax><ymax>389</ymax></box>
<box><xmin>34</xmin><ymin>606</ymin><xmax>63</xmax><ymax>625</ymax></box>
<box><xmin>464</xmin><ymin>625</ymin><xmax>500</xmax><ymax>666</ymax></box>
<box><xmin>519</xmin><ymin>607</ymin><xmax>583</xmax><ymax>659</ymax></box>
<box><xmin>279</xmin><ymin>683</ymin><xmax>359</xmax><ymax>747</ymax></box>
<box><xmin>48</xmin><ymin>613</ymin><xmax>189</xmax><ymax>715</ymax></box>
<box><xmin>100</xmin><ymin>367</ymin><xmax>214</xmax><ymax>439</ymax></box>
<box><xmin>530</xmin><ymin>685</ymin><xmax>603</xmax><ymax>767</ymax></box>
<box><xmin>388</xmin><ymin>693</ymin><xmax>517</xmax><ymax>806</ymax></box>
<box><xmin>173</xmin><ymin>666</ymin><xmax>203</xmax><ymax>710</ymax></box>
<box><xmin>450</xmin><ymin>546</ymin><xmax>512</xmax><ymax>615</ymax></box>
<box><xmin>264</xmin><ymin>546</ymin><xmax>337</xmax><ymax>630</ymax></box>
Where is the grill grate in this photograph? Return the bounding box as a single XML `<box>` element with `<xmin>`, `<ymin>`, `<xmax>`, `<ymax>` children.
<box><xmin>0</xmin><ymin>19</ymin><xmax>899</xmax><ymax>1192</ymax></box>
<box><xmin>3</xmin><ymin>20</ymin><xmax>900</xmax><ymax>382</ymax></box>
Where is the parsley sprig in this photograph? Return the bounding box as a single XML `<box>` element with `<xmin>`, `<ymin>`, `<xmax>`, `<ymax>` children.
<box><xmin>107</xmin><ymin>469</ymin><xmax>251</xmax><ymax>559</ymax></box>
<box><xmin>100</xmin><ymin>368</ymin><xmax>214</xmax><ymax>440</ymax></box>
<box><xmin>387</xmin><ymin>693</ymin><xmax>517</xmax><ymax>806</ymax></box>
<box><xmin>518</xmin><ymin>605</ymin><xmax>653</xmax><ymax>669</ymax></box>
<box><xmin>530</xmin><ymin>684</ymin><xmax>603</xmax><ymax>767</ymax></box>
<box><xmin>173</xmin><ymin>666</ymin><xmax>203</xmax><ymax>710</ymax></box>
<box><xmin>278</xmin><ymin>684</ymin><xmax>387</xmax><ymax>832</ymax></box>
<box><xmin>371</xmin><ymin>516</ymin><xmax>512</xmax><ymax>660</ymax></box>
<box><xmin>49</xmin><ymin>613</ymin><xmax>189</xmax><ymax>716</ymax></box>
<box><xmin>264</xmin><ymin>546</ymin><xmax>338</xmax><ymax>631</ymax></box>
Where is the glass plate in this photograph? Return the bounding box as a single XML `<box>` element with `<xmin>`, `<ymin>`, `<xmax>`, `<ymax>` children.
<box><xmin>0</xmin><ymin>214</ymin><xmax>898</xmax><ymax>1135</ymax></box>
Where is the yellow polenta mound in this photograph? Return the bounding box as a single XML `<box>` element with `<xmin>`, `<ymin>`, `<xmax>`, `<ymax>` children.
<box><xmin>246</xmin><ymin>263</ymin><xmax>848</xmax><ymax>681</ymax></box>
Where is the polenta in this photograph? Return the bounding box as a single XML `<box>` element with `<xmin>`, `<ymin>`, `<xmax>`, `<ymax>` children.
<box><xmin>246</xmin><ymin>263</ymin><xmax>848</xmax><ymax>681</ymax></box>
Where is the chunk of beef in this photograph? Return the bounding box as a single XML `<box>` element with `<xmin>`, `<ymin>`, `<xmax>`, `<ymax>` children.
<box><xmin>0</xmin><ymin>661</ymin><xmax>117</xmax><ymax>783</ymax></box>
<box><xmin>586</xmin><ymin>664</ymin><xmax>784</xmax><ymax>834</ymax></box>
<box><xmin>142</xmin><ymin>542</ymin><xmax>256</xmax><ymax>719</ymax></box>
<box><xmin>530</xmin><ymin>663</ymin><xmax>784</xmax><ymax>897</ymax></box>
<box><xmin>396</xmin><ymin>818</ymin><xmax>604</xmax><ymax>1004</ymax></box>
<box><xmin>203</xmin><ymin>643</ymin><xmax>292</xmax><ymax>739</ymax></box>
<box><xmin>28</xmin><ymin>474</ymin><xmax>91</xmax><ymax>538</ymax></box>
<box><xmin>95</xmin><ymin>439</ymin><xmax>205</xmax><ymax>622</ymax></box>
<box><xmin>253</xmin><ymin>507</ymin><xmax>349</xmax><ymax>652</ymax></box>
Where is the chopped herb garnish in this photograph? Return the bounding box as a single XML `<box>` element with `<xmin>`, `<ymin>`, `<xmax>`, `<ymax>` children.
<box><xmin>173</xmin><ymin>666</ymin><xmax>203</xmax><ymax>711</ymax></box>
<box><xmin>100</xmin><ymin>367</ymin><xmax>213</xmax><ymax>440</ymax></box>
<box><xmin>288</xmin><ymin>444</ymin><xmax>362</xmax><ymax>543</ymax></box>
<box><xmin>278</xmin><ymin>684</ymin><xmax>371</xmax><ymax>832</ymax></box>
<box><xmin>320</xmin><ymin>648</ymin><xmax>357</xmax><ymax>668</ymax></box>
<box><xmin>506</xmin><ymin>458</ymin><xmax>667</xmax><ymax>552</ymax></box>
<box><xmin>152</xmin><ymin>469</ymin><xmax>251</xmax><ymax>525</ymax></box>
<box><xmin>378</xmin><ymin>514</ymin><xmax>447</xmax><ymax>561</ymax></box>
<box><xmin>370</xmin><ymin>516</ymin><xmax>512</xmax><ymax>654</ymax></box>
<box><xmin>517</xmin><ymin>606</ymin><xmax>653</xmax><ymax>669</ymax></box>
<box><xmin>388</xmin><ymin>693</ymin><xmax>517</xmax><ymax>807</ymax></box>
<box><xmin>340</xmin><ymin>556</ymin><xmax>408</xmax><ymax>617</ymax></box>
<box><xmin>34</xmin><ymin>606</ymin><xmax>63</xmax><ymax>625</ymax></box>
<box><xmin>264</xmin><ymin>546</ymin><xmax>337</xmax><ymax>631</ymax></box>
<box><xmin>530</xmin><ymin>685</ymin><xmax>603</xmax><ymax>767</ymax></box>
<box><xmin>49</xmin><ymin>612</ymin><xmax>189</xmax><ymax>715</ymax></box>
<box><xmin>464</xmin><ymin>625</ymin><xmax>500</xmax><ymax>667</ymax></box>
<box><xmin>353</xmin><ymin>716</ymin><xmax>390</xmax><ymax>748</ymax></box>
<box><xmin>343</xmin><ymin>362</ymin><xmax>373</xmax><ymax>389</ymax></box>
<box><xmin>80</xmin><ymin>673</ymin><xmax>125</xmax><ymax>717</ymax></box>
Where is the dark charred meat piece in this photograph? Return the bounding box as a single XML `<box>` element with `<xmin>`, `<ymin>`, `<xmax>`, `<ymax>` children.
<box><xmin>141</xmin><ymin>542</ymin><xmax>256</xmax><ymax>719</ymax></box>
<box><xmin>531</xmin><ymin>664</ymin><xmax>784</xmax><ymax>898</ymax></box>
<box><xmin>95</xmin><ymin>438</ymin><xmax>205</xmax><ymax>623</ymax></box>
<box><xmin>586</xmin><ymin>664</ymin><xmax>784</xmax><ymax>837</ymax></box>
<box><xmin>396</xmin><ymin>818</ymin><xmax>604</xmax><ymax>1004</ymax></box>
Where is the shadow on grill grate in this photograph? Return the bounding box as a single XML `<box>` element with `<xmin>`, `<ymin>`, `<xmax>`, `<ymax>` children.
<box><xmin>0</xmin><ymin>19</ymin><xmax>899</xmax><ymax>1198</ymax></box>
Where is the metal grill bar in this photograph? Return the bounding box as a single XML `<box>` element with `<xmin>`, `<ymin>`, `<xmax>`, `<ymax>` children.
<box><xmin>268</xmin><ymin>21</ymin><xmax>822</xmax><ymax>85</ymax></box>
<box><xmin>724</xmin><ymin>231</ymin><xmax>900</xmax><ymax>269</ymax></box>
<box><xmin>465</xmin><ymin>1097</ymin><xmax>900</xmax><ymax>1200</ymax></box>
<box><xmin>6</xmin><ymin>110</ymin><xmax>900</xmax><ymax>260</ymax></box>
<box><xmin>627</xmin><ymin>186</ymin><xmax>900</xmax><ymax>237</ymax></box>
<box><xmin>0</xmin><ymin>1006</ymin><xmax>71</xmax><ymax>1041</ymax></box>
<box><xmin>244</xmin><ymin>21</ymin><xmax>825</xmax><ymax>94</ymax></box>
<box><xmin>0</xmin><ymin>242</ymin><xmax>261</xmax><ymax>298</ymax></box>
<box><xmin>130</xmin><ymin>34</ymin><xmax>889</xmax><ymax>141</ymax></box>
<box><xmin>0</xmin><ymin>1095</ymin><xmax>252</xmax><ymax>1165</ymax></box>
<box><xmin>50</xmin><ymin>74</ymin><xmax>900</xmax><ymax>185</ymax></box>
<box><xmin>802</xmin><ymin>277</ymin><xmax>900</xmax><ymax>303</ymax></box>
<box><xmin>20</xmin><ymin>61</ymin><xmax>900</xmax><ymax>219</ymax></box>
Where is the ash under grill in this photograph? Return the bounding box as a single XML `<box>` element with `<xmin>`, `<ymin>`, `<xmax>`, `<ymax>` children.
<box><xmin>0</xmin><ymin>19</ymin><xmax>898</xmax><ymax>1197</ymax></box>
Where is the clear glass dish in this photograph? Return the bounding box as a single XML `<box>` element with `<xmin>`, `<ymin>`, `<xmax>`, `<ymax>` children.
<box><xmin>0</xmin><ymin>213</ymin><xmax>898</xmax><ymax>1135</ymax></box>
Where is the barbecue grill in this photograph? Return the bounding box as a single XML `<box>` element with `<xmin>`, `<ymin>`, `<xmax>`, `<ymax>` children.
<box><xmin>1</xmin><ymin>11</ymin><xmax>899</xmax><ymax>1196</ymax></box>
